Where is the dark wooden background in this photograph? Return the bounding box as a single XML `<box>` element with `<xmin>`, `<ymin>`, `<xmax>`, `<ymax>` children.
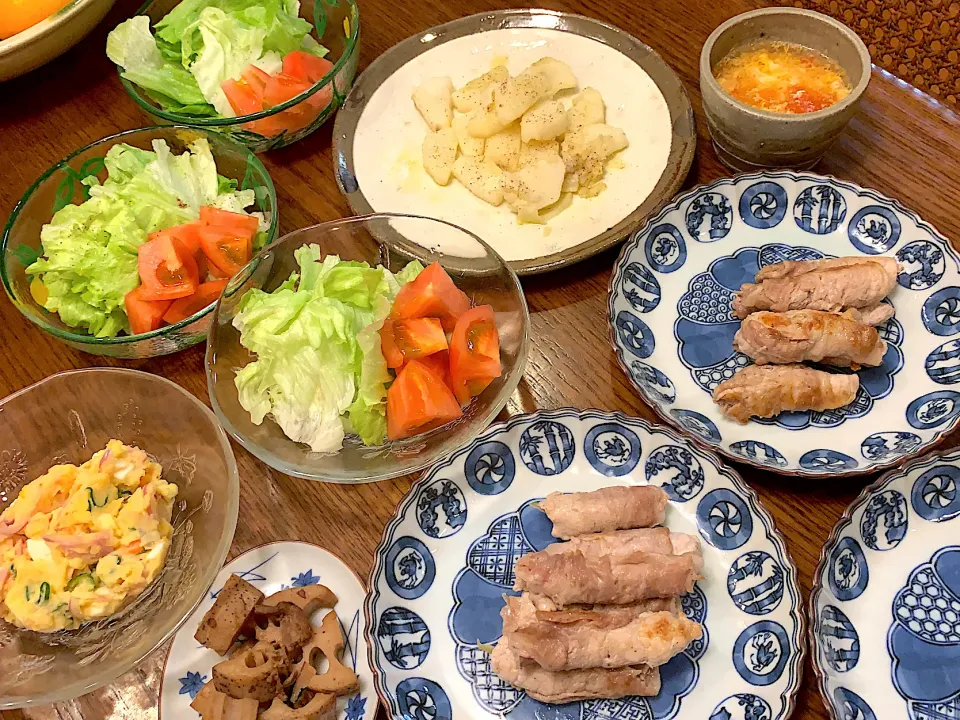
<box><xmin>2</xmin><ymin>0</ymin><xmax>960</xmax><ymax>717</ymax></box>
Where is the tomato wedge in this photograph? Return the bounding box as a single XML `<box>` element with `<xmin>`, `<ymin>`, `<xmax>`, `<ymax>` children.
<box><xmin>282</xmin><ymin>51</ymin><xmax>333</xmax><ymax>84</ymax></box>
<box><xmin>387</xmin><ymin>360</ymin><xmax>463</xmax><ymax>440</ymax></box>
<box><xmin>161</xmin><ymin>280</ymin><xmax>229</xmax><ymax>325</ymax></box>
<box><xmin>222</xmin><ymin>71</ymin><xmax>286</xmax><ymax>136</ymax></box>
<box><xmin>241</xmin><ymin>65</ymin><xmax>272</xmax><ymax>96</ymax></box>
<box><xmin>449</xmin><ymin>305</ymin><xmax>501</xmax><ymax>405</ymax></box>
<box><xmin>222</xmin><ymin>77</ymin><xmax>263</xmax><ymax>116</ymax></box>
<box><xmin>124</xmin><ymin>286</ymin><xmax>172</xmax><ymax>335</ymax></box>
<box><xmin>137</xmin><ymin>234</ymin><xmax>200</xmax><ymax>301</ymax></box>
<box><xmin>281</xmin><ymin>54</ymin><xmax>334</xmax><ymax>116</ymax></box>
<box><xmin>198</xmin><ymin>206</ymin><xmax>259</xmax><ymax>238</ymax></box>
<box><xmin>263</xmin><ymin>71</ymin><xmax>312</xmax><ymax>108</ymax></box>
<box><xmin>379</xmin><ymin>318</ymin><xmax>404</xmax><ymax>369</ymax></box>
<box><xmin>148</xmin><ymin>223</ymin><xmax>201</xmax><ymax>256</ymax></box>
<box><xmin>381</xmin><ymin>317</ymin><xmax>447</xmax><ymax>368</ymax></box>
<box><xmin>409</xmin><ymin>350</ymin><xmax>452</xmax><ymax>391</ymax></box>
<box><xmin>261</xmin><ymin>72</ymin><xmax>322</xmax><ymax>133</ymax></box>
<box><xmin>390</xmin><ymin>262</ymin><xmax>471</xmax><ymax>331</ymax></box>
<box><xmin>197</xmin><ymin>252</ymin><xmax>228</xmax><ymax>281</ymax></box>
<box><xmin>198</xmin><ymin>226</ymin><xmax>252</xmax><ymax>277</ymax></box>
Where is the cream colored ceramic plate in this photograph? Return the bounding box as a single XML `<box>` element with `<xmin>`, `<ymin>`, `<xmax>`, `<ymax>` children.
<box><xmin>0</xmin><ymin>0</ymin><xmax>116</xmax><ymax>82</ymax></box>
<box><xmin>333</xmin><ymin>9</ymin><xmax>696</xmax><ymax>275</ymax></box>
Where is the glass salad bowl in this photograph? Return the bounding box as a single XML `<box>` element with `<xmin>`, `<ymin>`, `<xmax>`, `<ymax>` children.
<box><xmin>0</xmin><ymin>368</ymin><xmax>239</xmax><ymax>709</ymax></box>
<box><xmin>205</xmin><ymin>213</ymin><xmax>530</xmax><ymax>483</ymax></box>
<box><xmin>116</xmin><ymin>0</ymin><xmax>360</xmax><ymax>153</ymax></box>
<box><xmin>1</xmin><ymin>126</ymin><xmax>278</xmax><ymax>359</ymax></box>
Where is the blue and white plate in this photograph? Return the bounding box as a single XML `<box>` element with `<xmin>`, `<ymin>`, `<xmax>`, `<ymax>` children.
<box><xmin>811</xmin><ymin>448</ymin><xmax>960</xmax><ymax>720</ymax></box>
<box><xmin>365</xmin><ymin>409</ymin><xmax>803</xmax><ymax>720</ymax></box>
<box><xmin>161</xmin><ymin>541</ymin><xmax>377</xmax><ymax>720</ymax></box>
<box><xmin>608</xmin><ymin>171</ymin><xmax>960</xmax><ymax>477</ymax></box>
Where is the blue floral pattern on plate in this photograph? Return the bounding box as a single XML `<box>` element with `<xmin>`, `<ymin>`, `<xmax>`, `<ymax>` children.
<box><xmin>812</xmin><ymin>448</ymin><xmax>960</xmax><ymax>720</ymax></box>
<box><xmin>162</xmin><ymin>542</ymin><xmax>377</xmax><ymax>720</ymax></box>
<box><xmin>609</xmin><ymin>172</ymin><xmax>960</xmax><ymax>476</ymax></box>
<box><xmin>366</xmin><ymin>410</ymin><xmax>804</xmax><ymax>720</ymax></box>
<box><xmin>178</xmin><ymin>671</ymin><xmax>206</xmax><ymax>700</ymax></box>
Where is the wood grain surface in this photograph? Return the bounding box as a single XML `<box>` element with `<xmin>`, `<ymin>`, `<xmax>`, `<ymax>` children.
<box><xmin>2</xmin><ymin>0</ymin><xmax>960</xmax><ymax>718</ymax></box>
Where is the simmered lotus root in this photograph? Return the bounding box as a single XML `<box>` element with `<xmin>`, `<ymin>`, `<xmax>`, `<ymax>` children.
<box><xmin>291</xmin><ymin>610</ymin><xmax>360</xmax><ymax>701</ymax></box>
<box><xmin>194</xmin><ymin>573</ymin><xmax>357</xmax><ymax>716</ymax></box>
<box><xmin>212</xmin><ymin>639</ymin><xmax>285</xmax><ymax>701</ymax></box>
<box><xmin>195</xmin><ymin>687</ymin><xmax>259</xmax><ymax>720</ymax></box>
<box><xmin>253</xmin><ymin>602</ymin><xmax>314</xmax><ymax>654</ymax></box>
<box><xmin>229</xmin><ymin>639</ymin><xmax>258</xmax><ymax>660</ymax></box>
<box><xmin>261</xmin><ymin>692</ymin><xmax>337</xmax><ymax>720</ymax></box>
<box><xmin>263</xmin><ymin>585</ymin><xmax>338</xmax><ymax>615</ymax></box>
<box><xmin>190</xmin><ymin>681</ymin><xmax>219</xmax><ymax>715</ymax></box>
<box><xmin>196</xmin><ymin>575</ymin><xmax>265</xmax><ymax>656</ymax></box>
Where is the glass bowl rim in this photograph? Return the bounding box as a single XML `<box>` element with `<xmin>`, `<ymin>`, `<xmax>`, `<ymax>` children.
<box><xmin>0</xmin><ymin>125</ymin><xmax>279</xmax><ymax>345</ymax></box>
<box><xmin>204</xmin><ymin>211</ymin><xmax>531</xmax><ymax>483</ymax></box>
<box><xmin>116</xmin><ymin>0</ymin><xmax>361</xmax><ymax>126</ymax></box>
<box><xmin>0</xmin><ymin>366</ymin><xmax>240</xmax><ymax>710</ymax></box>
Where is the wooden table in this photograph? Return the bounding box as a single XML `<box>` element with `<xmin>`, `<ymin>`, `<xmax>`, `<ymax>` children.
<box><xmin>2</xmin><ymin>0</ymin><xmax>960</xmax><ymax>717</ymax></box>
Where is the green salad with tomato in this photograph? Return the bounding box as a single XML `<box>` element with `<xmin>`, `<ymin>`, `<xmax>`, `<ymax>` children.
<box><xmin>107</xmin><ymin>0</ymin><xmax>335</xmax><ymax>136</ymax></box>
<box><xmin>234</xmin><ymin>250</ymin><xmax>503</xmax><ymax>451</ymax></box>
<box><xmin>27</xmin><ymin>138</ymin><xmax>264</xmax><ymax>338</ymax></box>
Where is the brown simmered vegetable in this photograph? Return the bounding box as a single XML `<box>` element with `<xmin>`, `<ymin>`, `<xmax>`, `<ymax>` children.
<box><xmin>212</xmin><ymin>640</ymin><xmax>284</xmax><ymax>701</ymax></box>
<box><xmin>291</xmin><ymin>610</ymin><xmax>360</xmax><ymax>701</ymax></box>
<box><xmin>229</xmin><ymin>639</ymin><xmax>257</xmax><ymax>660</ymax></box>
<box><xmin>263</xmin><ymin>585</ymin><xmax>338</xmax><ymax>615</ymax></box>
<box><xmin>196</xmin><ymin>574</ymin><xmax>265</xmax><ymax>656</ymax></box>
<box><xmin>197</xmin><ymin>690</ymin><xmax>259</xmax><ymax>720</ymax></box>
<box><xmin>261</xmin><ymin>693</ymin><xmax>337</xmax><ymax>720</ymax></box>
<box><xmin>190</xmin><ymin>681</ymin><xmax>219</xmax><ymax>716</ymax></box>
<box><xmin>253</xmin><ymin>601</ymin><xmax>314</xmax><ymax>654</ymax></box>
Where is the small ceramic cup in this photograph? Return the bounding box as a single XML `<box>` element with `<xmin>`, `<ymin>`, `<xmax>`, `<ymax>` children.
<box><xmin>700</xmin><ymin>8</ymin><xmax>871</xmax><ymax>171</ymax></box>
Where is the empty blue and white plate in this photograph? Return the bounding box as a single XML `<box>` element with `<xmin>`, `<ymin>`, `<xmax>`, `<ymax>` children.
<box><xmin>811</xmin><ymin>448</ymin><xmax>960</xmax><ymax>720</ymax></box>
<box><xmin>161</xmin><ymin>541</ymin><xmax>377</xmax><ymax>720</ymax></box>
<box><xmin>365</xmin><ymin>409</ymin><xmax>803</xmax><ymax>720</ymax></box>
<box><xmin>608</xmin><ymin>171</ymin><xmax>960</xmax><ymax>477</ymax></box>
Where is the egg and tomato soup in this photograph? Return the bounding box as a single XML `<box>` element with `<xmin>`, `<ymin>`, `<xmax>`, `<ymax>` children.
<box><xmin>713</xmin><ymin>41</ymin><xmax>851</xmax><ymax>114</ymax></box>
<box><xmin>0</xmin><ymin>441</ymin><xmax>178</xmax><ymax>632</ymax></box>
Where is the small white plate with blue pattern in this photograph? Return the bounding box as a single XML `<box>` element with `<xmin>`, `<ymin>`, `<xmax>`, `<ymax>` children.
<box><xmin>811</xmin><ymin>448</ymin><xmax>960</xmax><ymax>720</ymax></box>
<box><xmin>160</xmin><ymin>541</ymin><xmax>377</xmax><ymax>720</ymax></box>
<box><xmin>608</xmin><ymin>171</ymin><xmax>960</xmax><ymax>477</ymax></box>
<box><xmin>365</xmin><ymin>409</ymin><xmax>803</xmax><ymax>720</ymax></box>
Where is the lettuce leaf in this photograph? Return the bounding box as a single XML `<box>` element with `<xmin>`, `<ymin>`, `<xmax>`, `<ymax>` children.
<box><xmin>233</xmin><ymin>249</ymin><xmax>424</xmax><ymax>450</ymax></box>
<box><xmin>106</xmin><ymin>16</ymin><xmax>211</xmax><ymax>109</ymax></box>
<box><xmin>156</xmin><ymin>0</ymin><xmax>314</xmax><ymax>56</ymax></box>
<box><xmin>27</xmin><ymin>200</ymin><xmax>142</xmax><ymax>337</ymax></box>
<box><xmin>179</xmin><ymin>7</ymin><xmax>272</xmax><ymax>116</ymax></box>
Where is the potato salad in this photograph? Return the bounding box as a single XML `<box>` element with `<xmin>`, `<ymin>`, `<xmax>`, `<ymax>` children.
<box><xmin>412</xmin><ymin>57</ymin><xmax>628</xmax><ymax>225</ymax></box>
<box><xmin>0</xmin><ymin>441</ymin><xmax>178</xmax><ymax>632</ymax></box>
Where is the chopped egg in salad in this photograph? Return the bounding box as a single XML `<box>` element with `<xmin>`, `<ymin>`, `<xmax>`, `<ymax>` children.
<box><xmin>0</xmin><ymin>441</ymin><xmax>178</xmax><ymax>632</ymax></box>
